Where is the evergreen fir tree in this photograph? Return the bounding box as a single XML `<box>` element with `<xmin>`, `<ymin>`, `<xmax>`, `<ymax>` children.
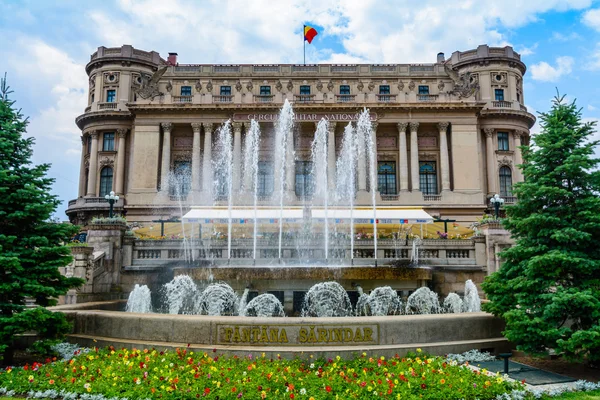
<box><xmin>483</xmin><ymin>94</ymin><xmax>600</xmax><ymax>364</ymax></box>
<box><xmin>0</xmin><ymin>74</ymin><xmax>84</xmax><ymax>363</ymax></box>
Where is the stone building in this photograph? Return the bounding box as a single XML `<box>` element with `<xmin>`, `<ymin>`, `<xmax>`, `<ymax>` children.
<box><xmin>66</xmin><ymin>44</ymin><xmax>535</xmax><ymax>225</ymax></box>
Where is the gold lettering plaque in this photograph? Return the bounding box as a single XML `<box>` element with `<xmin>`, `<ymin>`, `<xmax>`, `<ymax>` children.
<box><xmin>216</xmin><ymin>323</ymin><xmax>379</xmax><ymax>346</ymax></box>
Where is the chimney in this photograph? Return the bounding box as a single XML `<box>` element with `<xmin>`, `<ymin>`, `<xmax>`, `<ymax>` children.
<box><xmin>437</xmin><ymin>52</ymin><xmax>445</xmax><ymax>63</ymax></box>
<box><xmin>167</xmin><ymin>52</ymin><xmax>178</xmax><ymax>66</ymax></box>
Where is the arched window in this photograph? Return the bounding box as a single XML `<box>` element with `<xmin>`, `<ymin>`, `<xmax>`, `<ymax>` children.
<box><xmin>499</xmin><ymin>166</ymin><xmax>512</xmax><ymax>197</ymax></box>
<box><xmin>99</xmin><ymin>167</ymin><xmax>113</xmax><ymax>197</ymax></box>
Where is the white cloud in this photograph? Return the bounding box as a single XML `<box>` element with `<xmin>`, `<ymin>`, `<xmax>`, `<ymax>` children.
<box><xmin>530</xmin><ymin>56</ymin><xmax>574</xmax><ymax>82</ymax></box>
<box><xmin>551</xmin><ymin>31</ymin><xmax>582</xmax><ymax>41</ymax></box>
<box><xmin>582</xmin><ymin>8</ymin><xmax>600</xmax><ymax>31</ymax></box>
<box><xmin>516</xmin><ymin>43</ymin><xmax>538</xmax><ymax>56</ymax></box>
<box><xmin>584</xmin><ymin>43</ymin><xmax>600</xmax><ymax>70</ymax></box>
<box><xmin>589</xmin><ymin>104</ymin><xmax>598</xmax><ymax>111</ymax></box>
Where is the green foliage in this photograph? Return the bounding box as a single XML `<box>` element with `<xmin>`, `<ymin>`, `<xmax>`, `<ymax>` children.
<box><xmin>483</xmin><ymin>93</ymin><xmax>600</xmax><ymax>363</ymax></box>
<box><xmin>0</xmin><ymin>74</ymin><xmax>84</xmax><ymax>360</ymax></box>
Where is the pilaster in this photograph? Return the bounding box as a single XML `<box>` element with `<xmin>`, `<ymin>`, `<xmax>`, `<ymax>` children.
<box><xmin>86</xmin><ymin>131</ymin><xmax>99</xmax><ymax>196</ymax></box>
<box><xmin>115</xmin><ymin>128</ymin><xmax>127</xmax><ymax>195</ymax></box>
<box><xmin>438</xmin><ymin>122</ymin><xmax>451</xmax><ymax>192</ymax></box>
<box><xmin>397</xmin><ymin>122</ymin><xmax>409</xmax><ymax>192</ymax></box>
<box><xmin>232</xmin><ymin>122</ymin><xmax>243</xmax><ymax>193</ymax></box>
<box><xmin>160</xmin><ymin>122</ymin><xmax>173</xmax><ymax>192</ymax></box>
<box><xmin>191</xmin><ymin>123</ymin><xmax>202</xmax><ymax>192</ymax></box>
<box><xmin>484</xmin><ymin>128</ymin><xmax>496</xmax><ymax>195</ymax></box>
<box><xmin>409</xmin><ymin>122</ymin><xmax>420</xmax><ymax>192</ymax></box>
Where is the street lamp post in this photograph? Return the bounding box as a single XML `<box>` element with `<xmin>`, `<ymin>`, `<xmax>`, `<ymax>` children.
<box><xmin>104</xmin><ymin>191</ymin><xmax>119</xmax><ymax>218</ymax></box>
<box><xmin>490</xmin><ymin>193</ymin><xmax>505</xmax><ymax>220</ymax></box>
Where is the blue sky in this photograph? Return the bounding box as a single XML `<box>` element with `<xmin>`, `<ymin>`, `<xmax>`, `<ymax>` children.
<box><xmin>1</xmin><ymin>0</ymin><xmax>599</xmax><ymax>219</ymax></box>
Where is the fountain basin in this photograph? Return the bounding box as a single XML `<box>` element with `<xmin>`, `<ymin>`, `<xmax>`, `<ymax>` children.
<box><xmin>52</xmin><ymin>301</ymin><xmax>509</xmax><ymax>358</ymax></box>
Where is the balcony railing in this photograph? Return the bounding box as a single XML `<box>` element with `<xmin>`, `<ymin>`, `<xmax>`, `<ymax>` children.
<box><xmin>213</xmin><ymin>95</ymin><xmax>233</xmax><ymax>103</ymax></box>
<box><xmin>253</xmin><ymin>65</ymin><xmax>280</xmax><ymax>73</ymax></box>
<box><xmin>376</xmin><ymin>94</ymin><xmax>396</xmax><ymax>102</ymax></box>
<box><xmin>98</xmin><ymin>102</ymin><xmax>117</xmax><ymax>110</ymax></box>
<box><xmin>417</xmin><ymin>94</ymin><xmax>438</xmax><ymax>102</ymax></box>
<box><xmin>503</xmin><ymin>196</ymin><xmax>517</xmax><ymax>204</ymax></box>
<box><xmin>335</xmin><ymin>94</ymin><xmax>356</xmax><ymax>103</ymax></box>
<box><xmin>519</xmin><ymin>104</ymin><xmax>527</xmax><ymax>111</ymax></box>
<box><xmin>423</xmin><ymin>194</ymin><xmax>442</xmax><ymax>201</ymax></box>
<box><xmin>292</xmin><ymin>65</ymin><xmax>318</xmax><ymax>72</ymax></box>
<box><xmin>331</xmin><ymin>65</ymin><xmax>357</xmax><ymax>73</ymax></box>
<box><xmin>213</xmin><ymin>65</ymin><xmax>240</xmax><ymax>73</ymax></box>
<box><xmin>173</xmin><ymin>95</ymin><xmax>192</xmax><ymax>103</ymax></box>
<box><xmin>294</xmin><ymin>95</ymin><xmax>315</xmax><ymax>103</ymax></box>
<box><xmin>492</xmin><ymin>101</ymin><xmax>512</xmax><ymax>108</ymax></box>
<box><xmin>84</xmin><ymin>105</ymin><xmax>91</xmax><ymax>112</ymax></box>
<box><xmin>381</xmin><ymin>194</ymin><xmax>399</xmax><ymax>201</ymax></box>
<box><xmin>254</xmin><ymin>95</ymin><xmax>274</xmax><ymax>103</ymax></box>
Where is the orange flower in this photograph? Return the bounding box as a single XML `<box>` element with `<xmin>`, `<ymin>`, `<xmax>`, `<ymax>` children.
<box><xmin>49</xmin><ymin>380</ymin><xmax>55</xmax><ymax>384</ymax></box>
<box><xmin>440</xmin><ymin>379</ymin><xmax>446</xmax><ymax>384</ymax></box>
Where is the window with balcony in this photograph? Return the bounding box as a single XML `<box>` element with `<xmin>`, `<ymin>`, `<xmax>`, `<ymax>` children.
<box><xmin>418</xmin><ymin>85</ymin><xmax>429</xmax><ymax>95</ymax></box>
<box><xmin>170</xmin><ymin>161</ymin><xmax>191</xmax><ymax>197</ymax></box>
<box><xmin>220</xmin><ymin>86</ymin><xmax>231</xmax><ymax>96</ymax></box>
<box><xmin>295</xmin><ymin>161</ymin><xmax>313</xmax><ymax>198</ymax></box>
<box><xmin>495</xmin><ymin>89</ymin><xmax>504</xmax><ymax>101</ymax></box>
<box><xmin>300</xmin><ymin>85</ymin><xmax>311</xmax><ymax>95</ymax></box>
<box><xmin>102</xmin><ymin>132</ymin><xmax>115</xmax><ymax>151</ymax></box>
<box><xmin>257</xmin><ymin>161</ymin><xmax>274</xmax><ymax>197</ymax></box>
<box><xmin>106</xmin><ymin>89</ymin><xmax>116</xmax><ymax>103</ymax></box>
<box><xmin>497</xmin><ymin>132</ymin><xmax>509</xmax><ymax>151</ymax></box>
<box><xmin>340</xmin><ymin>85</ymin><xmax>350</xmax><ymax>95</ymax></box>
<box><xmin>377</xmin><ymin>161</ymin><xmax>397</xmax><ymax>195</ymax></box>
<box><xmin>379</xmin><ymin>85</ymin><xmax>390</xmax><ymax>94</ymax></box>
<box><xmin>260</xmin><ymin>86</ymin><xmax>271</xmax><ymax>95</ymax></box>
<box><xmin>180</xmin><ymin>86</ymin><xmax>192</xmax><ymax>96</ymax></box>
<box><xmin>99</xmin><ymin>167</ymin><xmax>113</xmax><ymax>197</ymax></box>
<box><xmin>419</xmin><ymin>161</ymin><xmax>438</xmax><ymax>195</ymax></box>
<box><xmin>499</xmin><ymin>166</ymin><xmax>512</xmax><ymax>197</ymax></box>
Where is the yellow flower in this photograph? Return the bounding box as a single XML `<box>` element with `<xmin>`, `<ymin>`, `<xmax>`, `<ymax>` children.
<box><xmin>416</xmin><ymin>348</ymin><xmax>422</xmax><ymax>353</ymax></box>
<box><xmin>497</xmin><ymin>377</ymin><xmax>504</xmax><ymax>384</ymax></box>
<box><xmin>87</xmin><ymin>387</ymin><xmax>92</xmax><ymax>392</ymax></box>
<box><xmin>380</xmin><ymin>356</ymin><xmax>385</xmax><ymax>361</ymax></box>
<box><xmin>309</xmin><ymin>397</ymin><xmax>316</xmax><ymax>400</ymax></box>
<box><xmin>336</xmin><ymin>355</ymin><xmax>341</xmax><ymax>361</ymax></box>
<box><xmin>367</xmin><ymin>386</ymin><xmax>373</xmax><ymax>392</ymax></box>
<box><xmin>28</xmin><ymin>375</ymin><xmax>34</xmax><ymax>381</ymax></box>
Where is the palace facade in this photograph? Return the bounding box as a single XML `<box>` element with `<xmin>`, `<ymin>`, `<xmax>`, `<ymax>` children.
<box><xmin>66</xmin><ymin>44</ymin><xmax>535</xmax><ymax>225</ymax></box>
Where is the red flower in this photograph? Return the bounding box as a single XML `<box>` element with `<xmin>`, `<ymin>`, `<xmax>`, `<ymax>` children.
<box><xmin>204</xmin><ymin>387</ymin><xmax>211</xmax><ymax>394</ymax></box>
<box><xmin>326</xmin><ymin>386</ymin><xmax>332</xmax><ymax>392</ymax></box>
<box><xmin>232</xmin><ymin>387</ymin><xmax>237</xmax><ymax>392</ymax></box>
<box><xmin>421</xmin><ymin>384</ymin><xmax>427</xmax><ymax>389</ymax></box>
<box><xmin>290</xmin><ymin>394</ymin><xmax>295</xmax><ymax>399</ymax></box>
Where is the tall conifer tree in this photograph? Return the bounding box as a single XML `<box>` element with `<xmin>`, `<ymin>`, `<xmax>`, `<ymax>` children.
<box><xmin>483</xmin><ymin>94</ymin><xmax>600</xmax><ymax>363</ymax></box>
<box><xmin>0</xmin><ymin>74</ymin><xmax>84</xmax><ymax>363</ymax></box>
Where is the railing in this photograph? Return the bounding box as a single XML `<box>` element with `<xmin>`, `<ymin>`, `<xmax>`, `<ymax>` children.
<box><xmin>417</xmin><ymin>94</ymin><xmax>438</xmax><ymax>102</ymax></box>
<box><xmin>371</xmin><ymin>65</ymin><xmax>397</xmax><ymax>73</ymax></box>
<box><xmin>253</xmin><ymin>65</ymin><xmax>280</xmax><ymax>73</ymax></box>
<box><xmin>335</xmin><ymin>95</ymin><xmax>356</xmax><ymax>103</ymax></box>
<box><xmin>292</xmin><ymin>65</ymin><xmax>318</xmax><ymax>72</ymax></box>
<box><xmin>257</xmin><ymin>195</ymin><xmax>272</xmax><ymax>202</ymax></box>
<box><xmin>383</xmin><ymin>249</ymin><xmax>409</xmax><ymax>258</ymax></box>
<box><xmin>168</xmin><ymin>249</ymin><xmax>183</xmax><ymax>259</ymax></box>
<box><xmin>169</xmin><ymin>195</ymin><xmax>188</xmax><ymax>201</ymax></box>
<box><xmin>423</xmin><ymin>194</ymin><xmax>442</xmax><ymax>201</ymax></box>
<box><xmin>213</xmin><ymin>65</ymin><xmax>240</xmax><ymax>73</ymax></box>
<box><xmin>381</xmin><ymin>194</ymin><xmax>399</xmax><ymax>201</ymax></box>
<box><xmin>85</xmin><ymin>197</ymin><xmax>108</xmax><ymax>204</ymax></box>
<box><xmin>520</xmin><ymin>104</ymin><xmax>527</xmax><ymax>112</ymax></box>
<box><xmin>213</xmin><ymin>95</ymin><xmax>233</xmax><ymax>103</ymax></box>
<box><xmin>173</xmin><ymin>95</ymin><xmax>192</xmax><ymax>103</ymax></box>
<box><xmin>504</xmin><ymin>196</ymin><xmax>517</xmax><ymax>204</ymax></box>
<box><xmin>294</xmin><ymin>95</ymin><xmax>315</xmax><ymax>103</ymax></box>
<box><xmin>331</xmin><ymin>65</ymin><xmax>357</xmax><ymax>72</ymax></box>
<box><xmin>353</xmin><ymin>249</ymin><xmax>374</xmax><ymax>258</ymax></box>
<box><xmin>68</xmin><ymin>199</ymin><xmax>77</xmax><ymax>206</ymax></box>
<box><xmin>98</xmin><ymin>102</ymin><xmax>117</xmax><ymax>110</ymax></box>
<box><xmin>84</xmin><ymin>105</ymin><xmax>91</xmax><ymax>113</ymax></box>
<box><xmin>410</xmin><ymin>65</ymin><xmax>435</xmax><ymax>72</ymax></box>
<box><xmin>132</xmin><ymin>49</ymin><xmax>152</xmax><ymax>60</ymax></box>
<box><xmin>447</xmin><ymin>250</ymin><xmax>470</xmax><ymax>258</ymax></box>
<box><xmin>138</xmin><ymin>250</ymin><xmax>160</xmax><ymax>259</ymax></box>
<box><xmin>420</xmin><ymin>249</ymin><xmax>439</xmax><ymax>258</ymax></box>
<box><xmin>174</xmin><ymin>66</ymin><xmax>199</xmax><ymax>73</ymax></box>
<box><xmin>376</xmin><ymin>94</ymin><xmax>396</xmax><ymax>102</ymax></box>
<box><xmin>254</xmin><ymin>95</ymin><xmax>274</xmax><ymax>103</ymax></box>
<box><xmin>492</xmin><ymin>101</ymin><xmax>512</xmax><ymax>108</ymax></box>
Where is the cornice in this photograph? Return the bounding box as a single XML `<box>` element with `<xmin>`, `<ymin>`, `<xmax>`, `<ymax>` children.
<box><xmin>75</xmin><ymin>110</ymin><xmax>133</xmax><ymax>130</ymax></box>
<box><xmin>479</xmin><ymin>108</ymin><xmax>536</xmax><ymax>128</ymax></box>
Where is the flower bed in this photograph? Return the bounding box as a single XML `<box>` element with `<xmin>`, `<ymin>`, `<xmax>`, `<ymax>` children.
<box><xmin>0</xmin><ymin>347</ymin><xmax>533</xmax><ymax>399</ymax></box>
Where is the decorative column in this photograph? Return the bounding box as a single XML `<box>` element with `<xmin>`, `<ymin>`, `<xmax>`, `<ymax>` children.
<box><xmin>115</xmin><ymin>128</ymin><xmax>127</xmax><ymax>195</ymax></box>
<box><xmin>409</xmin><ymin>122</ymin><xmax>420</xmax><ymax>192</ymax></box>
<box><xmin>484</xmin><ymin>128</ymin><xmax>496</xmax><ymax>194</ymax></box>
<box><xmin>86</xmin><ymin>130</ymin><xmax>99</xmax><ymax>196</ymax></box>
<box><xmin>78</xmin><ymin>135</ymin><xmax>87</xmax><ymax>197</ymax></box>
<box><xmin>202</xmin><ymin>123</ymin><xmax>213</xmax><ymax>196</ymax></box>
<box><xmin>160</xmin><ymin>123</ymin><xmax>172</xmax><ymax>192</ymax></box>
<box><xmin>232</xmin><ymin>122</ymin><xmax>243</xmax><ymax>192</ymax></box>
<box><xmin>327</xmin><ymin>122</ymin><xmax>337</xmax><ymax>190</ymax></box>
<box><xmin>438</xmin><ymin>122</ymin><xmax>451</xmax><ymax>192</ymax></box>
<box><xmin>191</xmin><ymin>123</ymin><xmax>202</xmax><ymax>192</ymax></box>
<box><xmin>370</xmin><ymin>122</ymin><xmax>378</xmax><ymax>193</ymax></box>
<box><xmin>397</xmin><ymin>122</ymin><xmax>409</xmax><ymax>192</ymax></box>
<box><xmin>514</xmin><ymin>130</ymin><xmax>525</xmax><ymax>182</ymax></box>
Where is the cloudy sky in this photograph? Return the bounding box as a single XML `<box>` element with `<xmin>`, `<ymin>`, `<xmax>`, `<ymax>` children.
<box><xmin>1</xmin><ymin>0</ymin><xmax>599</xmax><ymax>219</ymax></box>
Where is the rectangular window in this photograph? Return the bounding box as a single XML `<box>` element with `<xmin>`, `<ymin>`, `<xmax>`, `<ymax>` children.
<box><xmin>497</xmin><ymin>132</ymin><xmax>509</xmax><ymax>151</ymax></box>
<box><xmin>295</xmin><ymin>161</ymin><xmax>313</xmax><ymax>198</ymax></box>
<box><xmin>102</xmin><ymin>132</ymin><xmax>115</xmax><ymax>151</ymax></box>
<box><xmin>379</xmin><ymin>85</ymin><xmax>390</xmax><ymax>95</ymax></box>
<box><xmin>180</xmin><ymin>86</ymin><xmax>192</xmax><ymax>96</ymax></box>
<box><xmin>300</xmin><ymin>85</ymin><xmax>311</xmax><ymax>95</ymax></box>
<box><xmin>257</xmin><ymin>161</ymin><xmax>274</xmax><ymax>197</ymax></box>
<box><xmin>340</xmin><ymin>85</ymin><xmax>350</xmax><ymax>95</ymax></box>
<box><xmin>377</xmin><ymin>161</ymin><xmax>397</xmax><ymax>195</ymax></box>
<box><xmin>260</xmin><ymin>86</ymin><xmax>271</xmax><ymax>96</ymax></box>
<box><xmin>220</xmin><ymin>86</ymin><xmax>231</xmax><ymax>96</ymax></box>
<box><xmin>418</xmin><ymin>85</ymin><xmax>429</xmax><ymax>95</ymax></box>
<box><xmin>495</xmin><ymin>89</ymin><xmax>504</xmax><ymax>101</ymax></box>
<box><xmin>419</xmin><ymin>161</ymin><xmax>438</xmax><ymax>195</ymax></box>
<box><xmin>91</xmin><ymin>93</ymin><xmax>95</xmax><ymax>103</ymax></box>
<box><xmin>106</xmin><ymin>89</ymin><xmax>116</xmax><ymax>103</ymax></box>
<box><xmin>170</xmin><ymin>161</ymin><xmax>191</xmax><ymax>197</ymax></box>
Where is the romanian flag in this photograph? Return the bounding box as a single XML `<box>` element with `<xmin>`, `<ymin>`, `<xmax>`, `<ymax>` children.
<box><xmin>304</xmin><ymin>25</ymin><xmax>318</xmax><ymax>44</ymax></box>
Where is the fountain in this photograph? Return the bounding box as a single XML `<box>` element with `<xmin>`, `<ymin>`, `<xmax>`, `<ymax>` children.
<box><xmin>163</xmin><ymin>275</ymin><xmax>199</xmax><ymax>314</ymax></box>
<box><xmin>301</xmin><ymin>281</ymin><xmax>353</xmax><ymax>317</ymax></box>
<box><xmin>212</xmin><ymin>121</ymin><xmax>233</xmax><ymax>259</ymax></box>
<box><xmin>242</xmin><ymin>120</ymin><xmax>261</xmax><ymax>260</ymax></box>
<box><xmin>405</xmin><ymin>287</ymin><xmax>440</xmax><ymax>315</ymax></box>
<box><xmin>311</xmin><ymin>119</ymin><xmax>330</xmax><ymax>259</ymax></box>
<box><xmin>195</xmin><ymin>282</ymin><xmax>238</xmax><ymax>316</ymax></box>
<box><xmin>463</xmin><ymin>279</ymin><xmax>482</xmax><ymax>312</ymax></box>
<box><xmin>241</xmin><ymin>293</ymin><xmax>285</xmax><ymax>317</ymax></box>
<box><xmin>356</xmin><ymin>286</ymin><xmax>403</xmax><ymax>316</ymax></box>
<box><xmin>335</xmin><ymin>122</ymin><xmax>357</xmax><ymax>258</ymax></box>
<box><xmin>125</xmin><ymin>284</ymin><xmax>152</xmax><ymax>313</ymax></box>
<box><xmin>443</xmin><ymin>293</ymin><xmax>464</xmax><ymax>314</ymax></box>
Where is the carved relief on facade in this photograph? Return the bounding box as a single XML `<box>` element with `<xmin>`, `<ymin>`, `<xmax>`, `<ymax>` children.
<box><xmin>275</xmin><ymin>80</ymin><xmax>283</xmax><ymax>92</ymax></box>
<box><xmin>444</xmin><ymin>64</ymin><xmax>479</xmax><ymax>99</ymax></box>
<box><xmin>166</xmin><ymin>81</ymin><xmax>173</xmax><ymax>93</ymax></box>
<box><xmin>135</xmin><ymin>66</ymin><xmax>167</xmax><ymax>100</ymax></box>
<box><xmin>419</xmin><ymin>152</ymin><xmax>438</xmax><ymax>161</ymax></box>
<box><xmin>376</xmin><ymin>136</ymin><xmax>397</xmax><ymax>149</ymax></box>
<box><xmin>408</xmin><ymin>81</ymin><xmax>415</xmax><ymax>91</ymax></box>
<box><xmin>195</xmin><ymin>80</ymin><xmax>202</xmax><ymax>92</ymax></box>
<box><xmin>99</xmin><ymin>157</ymin><xmax>114</xmax><ymax>168</ymax></box>
<box><xmin>89</xmin><ymin>74</ymin><xmax>96</xmax><ymax>89</ymax></box>
<box><xmin>103</xmin><ymin>72</ymin><xmax>120</xmax><ymax>84</ymax></box>
<box><xmin>368</xmin><ymin>81</ymin><xmax>375</xmax><ymax>92</ymax></box>
<box><xmin>246</xmin><ymin>80</ymin><xmax>253</xmax><ymax>92</ymax></box>
<box><xmin>235</xmin><ymin>80</ymin><xmax>243</xmax><ymax>92</ymax></box>
<box><xmin>174</xmin><ymin>137</ymin><xmax>193</xmax><ymax>148</ymax></box>
<box><xmin>418</xmin><ymin>136</ymin><xmax>438</xmax><ymax>148</ymax></box>
<box><xmin>498</xmin><ymin>156</ymin><xmax>513</xmax><ymax>168</ymax></box>
<box><xmin>398</xmin><ymin>81</ymin><xmax>404</xmax><ymax>91</ymax></box>
<box><xmin>131</xmin><ymin>73</ymin><xmax>142</xmax><ymax>87</ymax></box>
<box><xmin>286</xmin><ymin>80</ymin><xmax>294</xmax><ymax>92</ymax></box>
<box><xmin>206</xmin><ymin>80</ymin><xmax>213</xmax><ymax>93</ymax></box>
<box><xmin>316</xmin><ymin>81</ymin><xmax>323</xmax><ymax>92</ymax></box>
<box><xmin>490</xmin><ymin>72</ymin><xmax>508</xmax><ymax>87</ymax></box>
<box><xmin>327</xmin><ymin>80</ymin><xmax>334</xmax><ymax>92</ymax></box>
<box><xmin>357</xmin><ymin>81</ymin><xmax>364</xmax><ymax>92</ymax></box>
<box><xmin>437</xmin><ymin>81</ymin><xmax>445</xmax><ymax>91</ymax></box>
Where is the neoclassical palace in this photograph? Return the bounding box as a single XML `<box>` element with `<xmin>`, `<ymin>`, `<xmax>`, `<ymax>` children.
<box><xmin>66</xmin><ymin>44</ymin><xmax>535</xmax><ymax>225</ymax></box>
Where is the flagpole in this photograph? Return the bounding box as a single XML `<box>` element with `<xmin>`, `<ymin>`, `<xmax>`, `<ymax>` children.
<box><xmin>303</xmin><ymin>24</ymin><xmax>306</xmax><ymax>65</ymax></box>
